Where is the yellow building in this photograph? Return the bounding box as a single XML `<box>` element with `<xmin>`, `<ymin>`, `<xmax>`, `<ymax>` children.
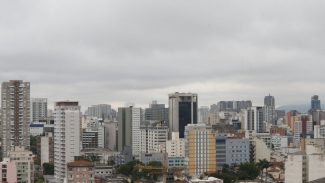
<box><xmin>185</xmin><ymin>124</ymin><xmax>216</xmax><ymax>177</ymax></box>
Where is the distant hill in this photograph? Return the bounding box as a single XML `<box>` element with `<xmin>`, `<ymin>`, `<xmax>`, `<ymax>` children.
<box><xmin>276</xmin><ymin>104</ymin><xmax>325</xmax><ymax>113</ymax></box>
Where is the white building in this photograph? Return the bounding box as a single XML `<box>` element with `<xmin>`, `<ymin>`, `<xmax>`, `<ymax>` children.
<box><xmin>314</xmin><ymin>121</ymin><xmax>325</xmax><ymax>138</ymax></box>
<box><xmin>285</xmin><ymin>141</ymin><xmax>325</xmax><ymax>183</ymax></box>
<box><xmin>243</xmin><ymin>107</ymin><xmax>266</xmax><ymax>133</ymax></box>
<box><xmin>41</xmin><ymin>132</ymin><xmax>53</xmax><ymax>165</ymax></box>
<box><xmin>140</xmin><ymin>121</ymin><xmax>168</xmax><ymax>153</ymax></box>
<box><xmin>285</xmin><ymin>152</ymin><xmax>305</xmax><ymax>183</ymax></box>
<box><xmin>271</xmin><ymin>134</ymin><xmax>288</xmax><ymax>151</ymax></box>
<box><xmin>166</xmin><ymin>132</ymin><xmax>186</xmax><ymax>157</ymax></box>
<box><xmin>54</xmin><ymin>101</ymin><xmax>81</xmax><ymax>183</ymax></box>
<box><xmin>31</xmin><ymin>98</ymin><xmax>48</xmax><ymax>122</ymax></box>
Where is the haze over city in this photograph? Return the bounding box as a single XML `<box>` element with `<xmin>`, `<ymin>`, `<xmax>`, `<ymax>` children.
<box><xmin>1</xmin><ymin>0</ymin><xmax>325</xmax><ymax>109</ymax></box>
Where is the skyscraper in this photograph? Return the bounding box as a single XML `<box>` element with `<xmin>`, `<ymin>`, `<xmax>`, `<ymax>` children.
<box><xmin>169</xmin><ymin>92</ymin><xmax>197</xmax><ymax>138</ymax></box>
<box><xmin>264</xmin><ymin>94</ymin><xmax>275</xmax><ymax>125</ymax></box>
<box><xmin>1</xmin><ymin>80</ymin><xmax>30</xmax><ymax>156</ymax></box>
<box><xmin>31</xmin><ymin>98</ymin><xmax>48</xmax><ymax>123</ymax></box>
<box><xmin>144</xmin><ymin>100</ymin><xmax>169</xmax><ymax>122</ymax></box>
<box><xmin>117</xmin><ymin>106</ymin><xmax>142</xmax><ymax>157</ymax></box>
<box><xmin>54</xmin><ymin>101</ymin><xmax>81</xmax><ymax>183</ymax></box>
<box><xmin>310</xmin><ymin>95</ymin><xmax>321</xmax><ymax>111</ymax></box>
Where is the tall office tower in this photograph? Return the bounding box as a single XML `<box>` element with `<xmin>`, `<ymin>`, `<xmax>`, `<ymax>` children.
<box><xmin>117</xmin><ymin>106</ymin><xmax>142</xmax><ymax>157</ymax></box>
<box><xmin>140</xmin><ymin>121</ymin><xmax>168</xmax><ymax>153</ymax></box>
<box><xmin>30</xmin><ymin>98</ymin><xmax>48</xmax><ymax>123</ymax></box>
<box><xmin>86</xmin><ymin>104</ymin><xmax>113</xmax><ymax>120</ymax></box>
<box><xmin>1</xmin><ymin>80</ymin><xmax>30</xmax><ymax>157</ymax></box>
<box><xmin>264</xmin><ymin>94</ymin><xmax>275</xmax><ymax>125</ymax></box>
<box><xmin>185</xmin><ymin>124</ymin><xmax>216</xmax><ymax>177</ymax></box>
<box><xmin>311</xmin><ymin>95</ymin><xmax>321</xmax><ymax>111</ymax></box>
<box><xmin>243</xmin><ymin>106</ymin><xmax>265</xmax><ymax>133</ymax></box>
<box><xmin>198</xmin><ymin>106</ymin><xmax>209</xmax><ymax>124</ymax></box>
<box><xmin>169</xmin><ymin>92</ymin><xmax>198</xmax><ymax>138</ymax></box>
<box><xmin>54</xmin><ymin>101</ymin><xmax>81</xmax><ymax>183</ymax></box>
<box><xmin>144</xmin><ymin>100</ymin><xmax>169</xmax><ymax>122</ymax></box>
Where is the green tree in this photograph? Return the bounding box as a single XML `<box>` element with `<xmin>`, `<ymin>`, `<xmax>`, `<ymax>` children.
<box><xmin>237</xmin><ymin>162</ymin><xmax>260</xmax><ymax>180</ymax></box>
<box><xmin>43</xmin><ymin>163</ymin><xmax>54</xmax><ymax>175</ymax></box>
<box><xmin>30</xmin><ymin>135</ymin><xmax>38</xmax><ymax>155</ymax></box>
<box><xmin>147</xmin><ymin>161</ymin><xmax>162</xmax><ymax>167</ymax></box>
<box><xmin>257</xmin><ymin>159</ymin><xmax>271</xmax><ymax>182</ymax></box>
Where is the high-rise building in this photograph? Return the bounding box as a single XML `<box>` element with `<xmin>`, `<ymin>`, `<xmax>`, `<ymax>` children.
<box><xmin>30</xmin><ymin>98</ymin><xmax>48</xmax><ymax>123</ymax></box>
<box><xmin>310</xmin><ymin>95</ymin><xmax>321</xmax><ymax>112</ymax></box>
<box><xmin>54</xmin><ymin>101</ymin><xmax>81</xmax><ymax>183</ymax></box>
<box><xmin>86</xmin><ymin>104</ymin><xmax>113</xmax><ymax>120</ymax></box>
<box><xmin>104</xmin><ymin>121</ymin><xmax>117</xmax><ymax>151</ymax></box>
<box><xmin>185</xmin><ymin>124</ymin><xmax>216</xmax><ymax>177</ymax></box>
<box><xmin>1</xmin><ymin>80</ymin><xmax>30</xmax><ymax>157</ymax></box>
<box><xmin>140</xmin><ymin>121</ymin><xmax>168</xmax><ymax>153</ymax></box>
<box><xmin>169</xmin><ymin>92</ymin><xmax>197</xmax><ymax>138</ymax></box>
<box><xmin>144</xmin><ymin>100</ymin><xmax>169</xmax><ymax>122</ymax></box>
<box><xmin>243</xmin><ymin>106</ymin><xmax>265</xmax><ymax>133</ymax></box>
<box><xmin>198</xmin><ymin>106</ymin><xmax>209</xmax><ymax>124</ymax></box>
<box><xmin>117</xmin><ymin>106</ymin><xmax>142</xmax><ymax>157</ymax></box>
<box><xmin>264</xmin><ymin>94</ymin><xmax>275</xmax><ymax>125</ymax></box>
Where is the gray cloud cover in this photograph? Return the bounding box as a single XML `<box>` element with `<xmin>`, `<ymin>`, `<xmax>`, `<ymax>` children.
<box><xmin>1</xmin><ymin>0</ymin><xmax>325</xmax><ymax>109</ymax></box>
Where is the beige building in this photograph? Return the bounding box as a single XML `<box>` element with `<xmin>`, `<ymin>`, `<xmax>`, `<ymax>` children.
<box><xmin>185</xmin><ymin>124</ymin><xmax>216</xmax><ymax>177</ymax></box>
<box><xmin>8</xmin><ymin>147</ymin><xmax>34</xmax><ymax>183</ymax></box>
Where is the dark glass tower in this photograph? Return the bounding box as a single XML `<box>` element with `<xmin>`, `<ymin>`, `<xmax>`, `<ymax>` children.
<box><xmin>169</xmin><ymin>93</ymin><xmax>198</xmax><ymax>138</ymax></box>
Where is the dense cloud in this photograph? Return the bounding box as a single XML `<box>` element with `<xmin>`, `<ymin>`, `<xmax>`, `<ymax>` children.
<box><xmin>0</xmin><ymin>0</ymin><xmax>325</xmax><ymax>109</ymax></box>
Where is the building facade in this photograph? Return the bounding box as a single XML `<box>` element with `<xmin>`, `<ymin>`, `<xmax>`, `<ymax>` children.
<box><xmin>117</xmin><ymin>106</ymin><xmax>142</xmax><ymax>157</ymax></box>
<box><xmin>169</xmin><ymin>92</ymin><xmax>198</xmax><ymax>138</ymax></box>
<box><xmin>243</xmin><ymin>106</ymin><xmax>265</xmax><ymax>133</ymax></box>
<box><xmin>145</xmin><ymin>100</ymin><xmax>169</xmax><ymax>122</ymax></box>
<box><xmin>31</xmin><ymin>98</ymin><xmax>47</xmax><ymax>123</ymax></box>
<box><xmin>54</xmin><ymin>101</ymin><xmax>81</xmax><ymax>183</ymax></box>
<box><xmin>140</xmin><ymin>121</ymin><xmax>168</xmax><ymax>153</ymax></box>
<box><xmin>185</xmin><ymin>124</ymin><xmax>216</xmax><ymax>177</ymax></box>
<box><xmin>1</xmin><ymin>80</ymin><xmax>30</xmax><ymax>156</ymax></box>
<box><xmin>67</xmin><ymin>160</ymin><xmax>95</xmax><ymax>183</ymax></box>
<box><xmin>8</xmin><ymin>147</ymin><xmax>34</xmax><ymax>183</ymax></box>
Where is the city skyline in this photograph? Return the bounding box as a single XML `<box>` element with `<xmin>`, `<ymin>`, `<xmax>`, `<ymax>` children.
<box><xmin>1</xmin><ymin>1</ymin><xmax>325</xmax><ymax>109</ymax></box>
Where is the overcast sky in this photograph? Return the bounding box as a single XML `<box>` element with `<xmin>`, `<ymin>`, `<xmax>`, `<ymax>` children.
<box><xmin>1</xmin><ymin>0</ymin><xmax>325</xmax><ymax>110</ymax></box>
